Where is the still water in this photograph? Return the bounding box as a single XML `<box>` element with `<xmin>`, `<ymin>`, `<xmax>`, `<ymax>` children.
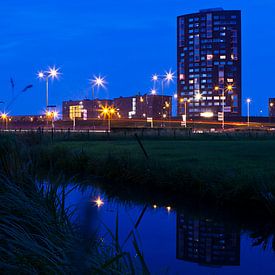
<box><xmin>65</xmin><ymin>185</ymin><xmax>275</xmax><ymax>274</ymax></box>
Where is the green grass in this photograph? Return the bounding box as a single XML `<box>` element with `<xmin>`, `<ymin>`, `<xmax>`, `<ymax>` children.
<box><xmin>56</xmin><ymin>138</ymin><xmax>275</xmax><ymax>180</ymax></box>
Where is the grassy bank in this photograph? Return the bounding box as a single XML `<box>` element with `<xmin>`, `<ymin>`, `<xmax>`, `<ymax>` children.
<box><xmin>25</xmin><ymin>134</ymin><xmax>275</xmax><ymax>215</ymax></box>
<box><xmin>2</xmin><ymin>133</ymin><xmax>275</xmax><ymax>214</ymax></box>
<box><xmin>0</xmin><ymin>137</ymin><xmax>148</xmax><ymax>273</ymax></box>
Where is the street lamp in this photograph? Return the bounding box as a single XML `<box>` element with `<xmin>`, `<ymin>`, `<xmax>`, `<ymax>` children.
<box><xmin>152</xmin><ymin>74</ymin><xmax>158</xmax><ymax>90</ymax></box>
<box><xmin>90</xmin><ymin>75</ymin><xmax>106</xmax><ymax>100</ymax></box>
<box><xmin>246</xmin><ymin>98</ymin><xmax>251</xmax><ymax>127</ymax></box>
<box><xmin>46</xmin><ymin>110</ymin><xmax>58</xmax><ymax>129</ymax></box>
<box><xmin>151</xmin><ymin>70</ymin><xmax>175</xmax><ymax>126</ymax></box>
<box><xmin>1</xmin><ymin>113</ymin><xmax>8</xmax><ymax>130</ymax></box>
<box><xmin>90</xmin><ymin>75</ymin><xmax>106</xmax><ymax>121</ymax></box>
<box><xmin>179</xmin><ymin>98</ymin><xmax>191</xmax><ymax>127</ymax></box>
<box><xmin>37</xmin><ymin>66</ymin><xmax>60</xmax><ymax>110</ymax></box>
<box><xmin>151</xmin><ymin>89</ymin><xmax>157</xmax><ymax>95</ymax></box>
<box><xmin>100</xmin><ymin>105</ymin><xmax>117</xmax><ymax>132</ymax></box>
<box><xmin>214</xmin><ymin>84</ymin><xmax>234</xmax><ymax>130</ymax></box>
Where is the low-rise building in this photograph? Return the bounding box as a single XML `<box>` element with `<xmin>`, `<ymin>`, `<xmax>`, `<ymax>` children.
<box><xmin>114</xmin><ymin>94</ymin><xmax>172</xmax><ymax>120</ymax></box>
<box><xmin>62</xmin><ymin>99</ymin><xmax>112</xmax><ymax>120</ymax></box>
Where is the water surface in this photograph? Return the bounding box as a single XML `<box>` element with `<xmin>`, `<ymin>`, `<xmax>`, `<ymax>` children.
<box><xmin>65</xmin><ymin>185</ymin><xmax>275</xmax><ymax>274</ymax></box>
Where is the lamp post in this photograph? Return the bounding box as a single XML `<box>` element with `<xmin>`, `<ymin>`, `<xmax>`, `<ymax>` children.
<box><xmin>214</xmin><ymin>84</ymin><xmax>233</xmax><ymax>130</ymax></box>
<box><xmin>37</xmin><ymin>66</ymin><xmax>60</xmax><ymax>111</ymax></box>
<box><xmin>90</xmin><ymin>75</ymin><xmax>106</xmax><ymax>127</ymax></box>
<box><xmin>246</xmin><ymin>98</ymin><xmax>251</xmax><ymax>127</ymax></box>
<box><xmin>90</xmin><ymin>75</ymin><xmax>106</xmax><ymax>100</ymax></box>
<box><xmin>152</xmin><ymin>70</ymin><xmax>175</xmax><ymax>127</ymax></box>
<box><xmin>1</xmin><ymin>113</ymin><xmax>8</xmax><ymax>130</ymax></box>
<box><xmin>100</xmin><ymin>105</ymin><xmax>116</xmax><ymax>132</ymax></box>
<box><xmin>46</xmin><ymin>110</ymin><xmax>58</xmax><ymax>129</ymax></box>
<box><xmin>179</xmin><ymin>96</ymin><xmax>199</xmax><ymax>128</ymax></box>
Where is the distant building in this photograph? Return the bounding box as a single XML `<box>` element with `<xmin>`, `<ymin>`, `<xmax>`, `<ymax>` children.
<box><xmin>114</xmin><ymin>94</ymin><xmax>172</xmax><ymax>120</ymax></box>
<box><xmin>177</xmin><ymin>8</ymin><xmax>242</xmax><ymax>118</ymax></box>
<box><xmin>176</xmin><ymin>213</ymin><xmax>240</xmax><ymax>266</ymax></box>
<box><xmin>62</xmin><ymin>99</ymin><xmax>112</xmax><ymax>120</ymax></box>
<box><xmin>269</xmin><ymin>98</ymin><xmax>275</xmax><ymax>117</ymax></box>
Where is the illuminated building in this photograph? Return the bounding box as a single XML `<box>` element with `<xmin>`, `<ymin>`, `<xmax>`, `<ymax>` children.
<box><xmin>62</xmin><ymin>99</ymin><xmax>112</xmax><ymax>120</ymax></box>
<box><xmin>269</xmin><ymin>98</ymin><xmax>275</xmax><ymax>118</ymax></box>
<box><xmin>113</xmin><ymin>94</ymin><xmax>172</xmax><ymax>120</ymax></box>
<box><xmin>176</xmin><ymin>213</ymin><xmax>240</xmax><ymax>266</ymax></box>
<box><xmin>177</xmin><ymin>8</ymin><xmax>242</xmax><ymax>118</ymax></box>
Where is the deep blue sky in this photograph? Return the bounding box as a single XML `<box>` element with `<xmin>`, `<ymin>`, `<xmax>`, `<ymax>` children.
<box><xmin>0</xmin><ymin>0</ymin><xmax>274</xmax><ymax>116</ymax></box>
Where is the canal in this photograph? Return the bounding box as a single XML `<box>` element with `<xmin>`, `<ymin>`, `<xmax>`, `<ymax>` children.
<box><xmin>65</xmin><ymin>185</ymin><xmax>275</xmax><ymax>274</ymax></box>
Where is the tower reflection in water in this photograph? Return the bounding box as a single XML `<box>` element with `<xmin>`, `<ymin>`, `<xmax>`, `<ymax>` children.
<box><xmin>176</xmin><ymin>213</ymin><xmax>240</xmax><ymax>267</ymax></box>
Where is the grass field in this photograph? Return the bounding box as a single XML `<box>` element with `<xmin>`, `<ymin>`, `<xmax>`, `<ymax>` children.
<box><xmin>30</xmin><ymin>137</ymin><xmax>273</xmax><ymax>215</ymax></box>
<box><xmin>60</xmin><ymin>138</ymin><xmax>275</xmax><ymax>175</ymax></box>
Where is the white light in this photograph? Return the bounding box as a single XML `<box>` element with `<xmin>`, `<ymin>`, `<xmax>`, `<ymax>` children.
<box><xmin>164</xmin><ymin>70</ymin><xmax>175</xmax><ymax>83</ymax></box>
<box><xmin>151</xmin><ymin>89</ymin><xmax>157</xmax><ymax>95</ymax></box>
<box><xmin>152</xmin><ymin>74</ymin><xmax>158</xmax><ymax>81</ymax></box>
<box><xmin>48</xmin><ymin>66</ymin><xmax>60</xmax><ymax>79</ymax></box>
<box><xmin>194</xmin><ymin>93</ymin><xmax>202</xmax><ymax>101</ymax></box>
<box><xmin>37</xmin><ymin>71</ymin><xmax>44</xmax><ymax>79</ymax></box>
<box><xmin>246</xmin><ymin>98</ymin><xmax>251</xmax><ymax>103</ymax></box>
<box><xmin>173</xmin><ymin>93</ymin><xmax>178</xmax><ymax>99</ymax></box>
<box><xmin>200</xmin><ymin>112</ymin><xmax>214</xmax><ymax>118</ymax></box>
<box><xmin>91</xmin><ymin>75</ymin><xmax>106</xmax><ymax>88</ymax></box>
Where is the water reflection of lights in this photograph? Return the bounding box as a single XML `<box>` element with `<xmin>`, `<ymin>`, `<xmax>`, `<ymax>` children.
<box><xmin>166</xmin><ymin>206</ymin><xmax>171</xmax><ymax>212</ymax></box>
<box><xmin>93</xmin><ymin>196</ymin><xmax>104</xmax><ymax>208</ymax></box>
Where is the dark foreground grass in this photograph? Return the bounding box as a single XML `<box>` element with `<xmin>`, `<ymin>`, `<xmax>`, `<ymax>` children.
<box><xmin>0</xmin><ymin>137</ymin><xmax>149</xmax><ymax>274</ymax></box>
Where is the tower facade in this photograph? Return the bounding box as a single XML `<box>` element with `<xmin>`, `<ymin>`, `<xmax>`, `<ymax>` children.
<box><xmin>177</xmin><ymin>8</ymin><xmax>242</xmax><ymax>119</ymax></box>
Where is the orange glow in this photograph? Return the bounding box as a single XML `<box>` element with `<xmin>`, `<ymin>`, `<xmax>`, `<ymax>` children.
<box><xmin>227</xmin><ymin>84</ymin><xmax>233</xmax><ymax>91</ymax></box>
<box><xmin>99</xmin><ymin>105</ymin><xmax>117</xmax><ymax>118</ymax></box>
<box><xmin>214</xmin><ymin>86</ymin><xmax>219</xmax><ymax>91</ymax></box>
<box><xmin>1</xmin><ymin>113</ymin><xmax>7</xmax><ymax>120</ymax></box>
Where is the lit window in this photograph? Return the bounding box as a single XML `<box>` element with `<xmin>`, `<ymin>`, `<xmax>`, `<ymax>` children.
<box><xmin>220</xmin><ymin>55</ymin><xmax>226</xmax><ymax>59</ymax></box>
<box><xmin>207</xmin><ymin>54</ymin><xmax>213</xmax><ymax>60</ymax></box>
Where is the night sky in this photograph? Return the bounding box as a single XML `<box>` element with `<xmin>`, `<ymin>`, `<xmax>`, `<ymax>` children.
<box><xmin>0</xmin><ymin>0</ymin><xmax>274</xmax><ymax>116</ymax></box>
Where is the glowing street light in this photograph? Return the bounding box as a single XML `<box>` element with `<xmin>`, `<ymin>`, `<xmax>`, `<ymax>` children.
<box><xmin>99</xmin><ymin>105</ymin><xmax>117</xmax><ymax>132</ymax></box>
<box><xmin>152</xmin><ymin>74</ymin><xmax>158</xmax><ymax>82</ymax></box>
<box><xmin>1</xmin><ymin>112</ymin><xmax>8</xmax><ymax>130</ymax></box>
<box><xmin>215</xmin><ymin>84</ymin><xmax>234</xmax><ymax>130</ymax></box>
<box><xmin>151</xmin><ymin>89</ymin><xmax>157</xmax><ymax>95</ymax></box>
<box><xmin>246</xmin><ymin>98</ymin><xmax>251</xmax><ymax>127</ymax></box>
<box><xmin>37</xmin><ymin>66</ymin><xmax>61</xmax><ymax>110</ymax></box>
<box><xmin>153</xmin><ymin>69</ymin><xmax>175</xmax><ymax>126</ymax></box>
<box><xmin>90</xmin><ymin>75</ymin><xmax>106</xmax><ymax>99</ymax></box>
<box><xmin>45</xmin><ymin>110</ymin><xmax>58</xmax><ymax>129</ymax></box>
<box><xmin>164</xmin><ymin>70</ymin><xmax>175</xmax><ymax>83</ymax></box>
<box><xmin>180</xmin><ymin>98</ymin><xmax>191</xmax><ymax>128</ymax></box>
<box><xmin>194</xmin><ymin>92</ymin><xmax>202</xmax><ymax>101</ymax></box>
<box><xmin>152</xmin><ymin>74</ymin><xmax>158</xmax><ymax>90</ymax></box>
